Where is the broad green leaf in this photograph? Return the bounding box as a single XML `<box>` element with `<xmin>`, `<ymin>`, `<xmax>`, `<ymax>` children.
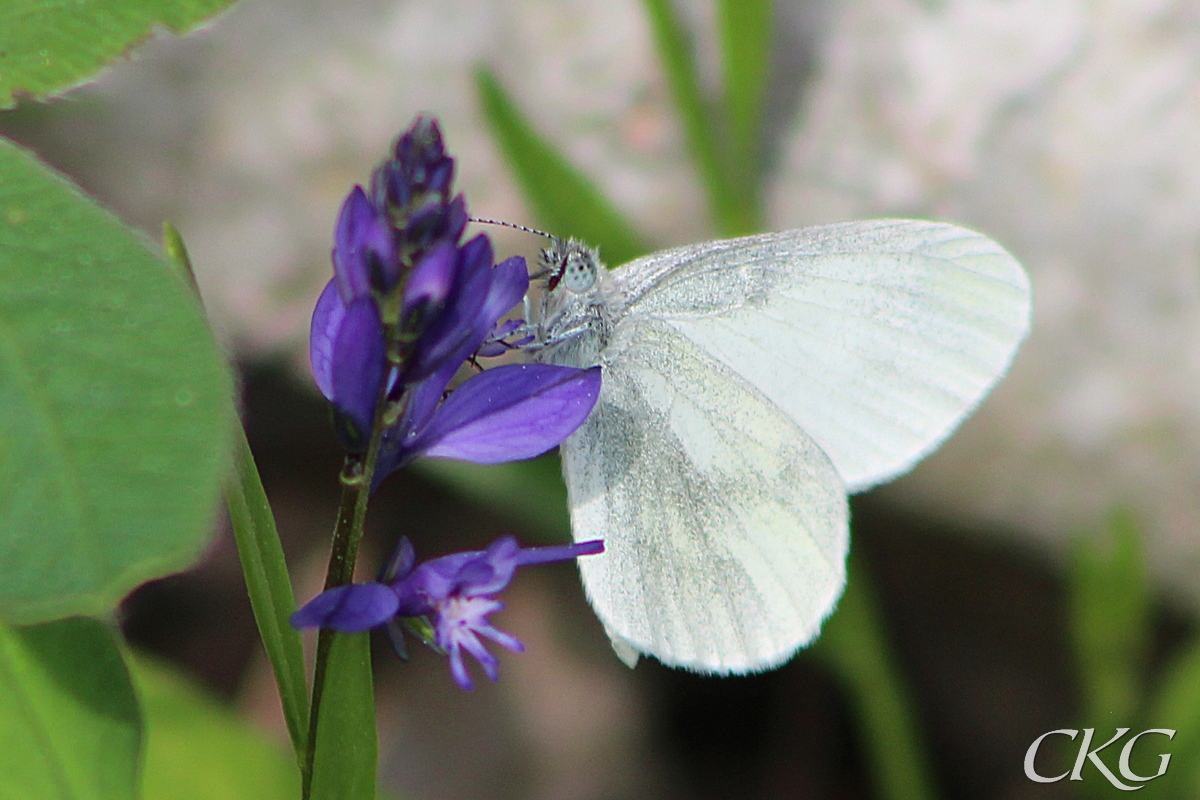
<box><xmin>716</xmin><ymin>0</ymin><xmax>771</xmax><ymax>229</ymax></box>
<box><xmin>0</xmin><ymin>137</ymin><xmax>234</xmax><ymax>623</ymax></box>
<box><xmin>164</xmin><ymin>222</ymin><xmax>309</xmax><ymax>761</ymax></box>
<box><xmin>1068</xmin><ymin>509</ymin><xmax>1149</xmax><ymax>724</ymax></box>
<box><xmin>0</xmin><ymin>0</ymin><xmax>240</xmax><ymax>107</ymax></box>
<box><xmin>133</xmin><ymin>656</ymin><xmax>300</xmax><ymax>800</ymax></box>
<box><xmin>416</xmin><ymin>451</ymin><xmax>570</xmax><ymax>544</ymax></box>
<box><xmin>474</xmin><ymin>68</ymin><xmax>649</xmax><ymax>268</ymax></box>
<box><xmin>308</xmin><ymin>632</ymin><xmax>376</xmax><ymax>800</ymax></box>
<box><xmin>815</xmin><ymin>553</ymin><xmax>938</xmax><ymax>800</ymax></box>
<box><xmin>0</xmin><ymin>617</ymin><xmax>141</xmax><ymax>800</ymax></box>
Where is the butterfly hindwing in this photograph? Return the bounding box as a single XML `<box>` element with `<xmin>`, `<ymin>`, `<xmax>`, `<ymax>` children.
<box><xmin>558</xmin><ymin>317</ymin><xmax>848</xmax><ymax>672</ymax></box>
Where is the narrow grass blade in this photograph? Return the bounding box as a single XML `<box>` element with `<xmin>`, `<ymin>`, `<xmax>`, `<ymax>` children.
<box><xmin>815</xmin><ymin>553</ymin><xmax>939</xmax><ymax>800</ymax></box>
<box><xmin>163</xmin><ymin>223</ymin><xmax>310</xmax><ymax>762</ymax></box>
<box><xmin>1068</xmin><ymin>508</ymin><xmax>1149</xmax><ymax>725</ymax></box>
<box><xmin>716</xmin><ymin>0</ymin><xmax>771</xmax><ymax>229</ymax></box>
<box><xmin>475</xmin><ymin>68</ymin><xmax>648</xmax><ymax>267</ymax></box>
<box><xmin>640</xmin><ymin>0</ymin><xmax>751</xmax><ymax>235</ymax></box>
<box><xmin>225</xmin><ymin>435</ymin><xmax>311</xmax><ymax>763</ymax></box>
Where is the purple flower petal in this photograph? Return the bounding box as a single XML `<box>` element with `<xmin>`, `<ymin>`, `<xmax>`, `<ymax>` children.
<box><xmin>372</xmin><ymin>358</ymin><xmax>463</xmax><ymax>485</ymax></box>
<box><xmin>332</xmin><ymin>186</ymin><xmax>395</xmax><ymax>301</ymax></box>
<box><xmin>475</xmin><ymin>620</ymin><xmax>524</xmax><ymax>654</ymax></box>
<box><xmin>402</xmin><ymin>235</ymin><xmax>495</xmax><ymax>383</ymax></box>
<box><xmin>448</xmin><ymin>645</ymin><xmax>475</xmax><ymax>690</ymax></box>
<box><xmin>403</xmin><ymin>240</ymin><xmax>457</xmax><ymax>317</ymax></box>
<box><xmin>381</xmin><ymin>537</ymin><xmax>417</xmax><ymax>582</ymax></box>
<box><xmin>309</xmin><ymin>279</ymin><xmax>342</xmax><ymax>400</ymax></box>
<box><xmin>329</xmin><ymin>296</ymin><xmax>386</xmax><ymax>439</ymax></box>
<box><xmin>416</xmin><ymin>364</ymin><xmax>602</xmax><ymax>464</ymax></box>
<box><xmin>291</xmin><ymin>583</ymin><xmax>399</xmax><ymax>632</ymax></box>
<box><xmin>477</xmin><ymin>256</ymin><xmax>529</xmax><ymax>326</ymax></box>
<box><xmin>516</xmin><ymin>539</ymin><xmax>605</xmax><ymax>567</ymax></box>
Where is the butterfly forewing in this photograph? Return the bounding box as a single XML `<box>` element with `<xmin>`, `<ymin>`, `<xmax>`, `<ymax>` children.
<box><xmin>611</xmin><ymin>219</ymin><xmax>1031</xmax><ymax>491</ymax></box>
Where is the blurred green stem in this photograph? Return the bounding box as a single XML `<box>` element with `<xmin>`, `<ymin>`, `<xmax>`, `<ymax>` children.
<box><xmin>816</xmin><ymin>550</ymin><xmax>940</xmax><ymax>800</ymax></box>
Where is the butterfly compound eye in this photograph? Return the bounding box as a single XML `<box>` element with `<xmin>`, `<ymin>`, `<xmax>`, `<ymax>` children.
<box><xmin>540</xmin><ymin>238</ymin><xmax>602</xmax><ymax>293</ymax></box>
<box><xmin>562</xmin><ymin>250</ymin><xmax>598</xmax><ymax>293</ymax></box>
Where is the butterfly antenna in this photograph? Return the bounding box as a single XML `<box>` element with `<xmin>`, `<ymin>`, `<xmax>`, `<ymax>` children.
<box><xmin>469</xmin><ymin>217</ymin><xmax>557</xmax><ymax>242</ymax></box>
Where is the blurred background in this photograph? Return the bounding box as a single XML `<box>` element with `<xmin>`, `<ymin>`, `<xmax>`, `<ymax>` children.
<box><xmin>4</xmin><ymin>0</ymin><xmax>1200</xmax><ymax>797</ymax></box>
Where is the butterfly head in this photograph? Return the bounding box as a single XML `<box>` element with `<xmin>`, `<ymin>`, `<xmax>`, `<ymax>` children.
<box><xmin>541</xmin><ymin>238</ymin><xmax>602</xmax><ymax>294</ymax></box>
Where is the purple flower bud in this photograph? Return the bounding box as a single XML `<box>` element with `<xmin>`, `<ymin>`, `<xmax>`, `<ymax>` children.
<box><xmin>393</xmin><ymin>116</ymin><xmax>453</xmax><ymax>195</ymax></box>
<box><xmin>290</xmin><ymin>582</ymin><xmax>399</xmax><ymax>632</ymax></box>
<box><xmin>400</xmin><ymin>234</ymin><xmax>496</xmax><ymax>384</ymax></box>
<box><xmin>332</xmin><ymin>186</ymin><xmax>396</xmax><ymax>301</ymax></box>
<box><xmin>402</xmin><ymin>240</ymin><xmax>458</xmax><ymax>318</ymax></box>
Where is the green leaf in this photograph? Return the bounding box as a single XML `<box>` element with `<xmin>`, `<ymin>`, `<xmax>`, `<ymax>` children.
<box><xmin>474</xmin><ymin>68</ymin><xmax>649</xmax><ymax>268</ymax></box>
<box><xmin>0</xmin><ymin>0</ymin><xmax>241</xmax><ymax>107</ymax></box>
<box><xmin>716</xmin><ymin>0</ymin><xmax>771</xmax><ymax>229</ymax></box>
<box><xmin>164</xmin><ymin>222</ymin><xmax>309</xmax><ymax>762</ymax></box>
<box><xmin>225</xmin><ymin>432</ymin><xmax>311</xmax><ymax>763</ymax></box>
<box><xmin>815</xmin><ymin>553</ymin><xmax>939</xmax><ymax>800</ymax></box>
<box><xmin>133</xmin><ymin>656</ymin><xmax>301</xmax><ymax>800</ymax></box>
<box><xmin>308</xmin><ymin>632</ymin><xmax>376</xmax><ymax>800</ymax></box>
<box><xmin>0</xmin><ymin>137</ymin><xmax>234</xmax><ymax>623</ymax></box>
<box><xmin>0</xmin><ymin>617</ymin><xmax>142</xmax><ymax>800</ymax></box>
<box><xmin>1068</xmin><ymin>509</ymin><xmax>1149</xmax><ymax>724</ymax></box>
<box><xmin>415</xmin><ymin>451</ymin><xmax>570</xmax><ymax>544</ymax></box>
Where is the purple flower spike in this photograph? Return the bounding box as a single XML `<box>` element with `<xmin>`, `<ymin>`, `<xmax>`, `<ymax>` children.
<box><xmin>291</xmin><ymin>583</ymin><xmax>400</xmax><ymax>632</ymax></box>
<box><xmin>312</xmin><ymin>115</ymin><xmax>602</xmax><ymax>495</ymax></box>
<box><xmin>393</xmin><ymin>116</ymin><xmax>453</xmax><ymax>195</ymax></box>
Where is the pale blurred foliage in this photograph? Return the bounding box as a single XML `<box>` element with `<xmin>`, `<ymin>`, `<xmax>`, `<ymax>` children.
<box><xmin>37</xmin><ymin>0</ymin><xmax>1200</xmax><ymax>788</ymax></box>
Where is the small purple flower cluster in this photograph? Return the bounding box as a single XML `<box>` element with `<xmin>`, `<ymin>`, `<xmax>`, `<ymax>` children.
<box><xmin>299</xmin><ymin>116</ymin><xmax>604</xmax><ymax>689</ymax></box>
<box><xmin>309</xmin><ymin>116</ymin><xmax>601</xmax><ymax>480</ymax></box>
<box><xmin>293</xmin><ymin>536</ymin><xmax>604</xmax><ymax>690</ymax></box>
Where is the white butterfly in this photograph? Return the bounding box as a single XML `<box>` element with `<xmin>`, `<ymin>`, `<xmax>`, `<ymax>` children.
<box><xmin>531</xmin><ymin>219</ymin><xmax>1031</xmax><ymax>673</ymax></box>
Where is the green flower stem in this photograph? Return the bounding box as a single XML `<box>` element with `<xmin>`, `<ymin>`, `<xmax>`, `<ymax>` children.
<box><xmin>301</xmin><ymin>378</ymin><xmax>389</xmax><ymax>800</ymax></box>
<box><xmin>815</xmin><ymin>551</ymin><xmax>939</xmax><ymax>800</ymax></box>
